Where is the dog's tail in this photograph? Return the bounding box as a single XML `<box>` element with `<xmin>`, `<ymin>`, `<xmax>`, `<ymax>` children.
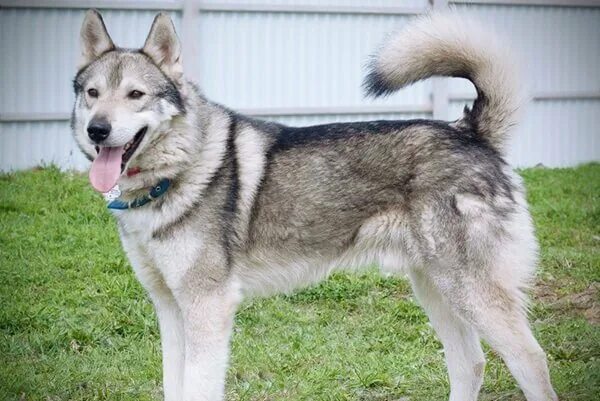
<box><xmin>363</xmin><ymin>12</ymin><xmax>523</xmax><ymax>151</ymax></box>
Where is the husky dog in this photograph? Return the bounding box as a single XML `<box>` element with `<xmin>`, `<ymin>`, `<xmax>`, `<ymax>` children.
<box><xmin>71</xmin><ymin>9</ymin><xmax>558</xmax><ymax>401</ymax></box>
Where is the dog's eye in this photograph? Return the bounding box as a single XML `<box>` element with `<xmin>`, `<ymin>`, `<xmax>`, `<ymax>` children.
<box><xmin>87</xmin><ymin>88</ymin><xmax>98</xmax><ymax>98</ymax></box>
<box><xmin>128</xmin><ymin>90</ymin><xmax>144</xmax><ymax>99</ymax></box>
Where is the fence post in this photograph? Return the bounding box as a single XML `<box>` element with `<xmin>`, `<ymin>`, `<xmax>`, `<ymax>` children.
<box><xmin>182</xmin><ymin>0</ymin><xmax>200</xmax><ymax>83</ymax></box>
<box><xmin>431</xmin><ymin>0</ymin><xmax>449</xmax><ymax>120</ymax></box>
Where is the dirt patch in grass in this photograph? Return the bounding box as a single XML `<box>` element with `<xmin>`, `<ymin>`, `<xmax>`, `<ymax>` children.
<box><xmin>535</xmin><ymin>281</ymin><xmax>600</xmax><ymax>325</ymax></box>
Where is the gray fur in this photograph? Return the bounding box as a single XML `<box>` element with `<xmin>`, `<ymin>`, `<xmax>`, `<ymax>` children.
<box><xmin>71</xmin><ymin>10</ymin><xmax>557</xmax><ymax>401</ymax></box>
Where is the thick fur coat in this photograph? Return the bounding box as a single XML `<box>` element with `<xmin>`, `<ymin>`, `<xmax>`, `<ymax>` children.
<box><xmin>71</xmin><ymin>10</ymin><xmax>557</xmax><ymax>401</ymax></box>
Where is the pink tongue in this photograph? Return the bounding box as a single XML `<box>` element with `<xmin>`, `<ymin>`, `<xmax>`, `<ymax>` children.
<box><xmin>89</xmin><ymin>146</ymin><xmax>124</xmax><ymax>193</ymax></box>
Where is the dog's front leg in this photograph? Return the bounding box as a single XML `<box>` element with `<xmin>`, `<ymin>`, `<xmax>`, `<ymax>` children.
<box><xmin>153</xmin><ymin>292</ymin><xmax>185</xmax><ymax>401</ymax></box>
<box><xmin>174</xmin><ymin>277</ymin><xmax>241</xmax><ymax>401</ymax></box>
<box><xmin>126</xmin><ymin>254</ymin><xmax>185</xmax><ymax>401</ymax></box>
<box><xmin>120</xmin><ymin>234</ymin><xmax>185</xmax><ymax>401</ymax></box>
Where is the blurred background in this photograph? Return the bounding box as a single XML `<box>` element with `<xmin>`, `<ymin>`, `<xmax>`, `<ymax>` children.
<box><xmin>0</xmin><ymin>0</ymin><xmax>599</xmax><ymax>172</ymax></box>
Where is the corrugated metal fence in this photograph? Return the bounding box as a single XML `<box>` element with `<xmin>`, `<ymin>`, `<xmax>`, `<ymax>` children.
<box><xmin>0</xmin><ymin>0</ymin><xmax>599</xmax><ymax>171</ymax></box>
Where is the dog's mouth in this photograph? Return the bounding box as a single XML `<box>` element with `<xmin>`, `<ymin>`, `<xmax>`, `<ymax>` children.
<box><xmin>121</xmin><ymin>126</ymin><xmax>148</xmax><ymax>168</ymax></box>
<box><xmin>89</xmin><ymin>126</ymin><xmax>148</xmax><ymax>193</ymax></box>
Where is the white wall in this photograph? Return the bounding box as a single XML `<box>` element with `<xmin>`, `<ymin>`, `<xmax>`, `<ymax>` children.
<box><xmin>0</xmin><ymin>0</ymin><xmax>598</xmax><ymax>171</ymax></box>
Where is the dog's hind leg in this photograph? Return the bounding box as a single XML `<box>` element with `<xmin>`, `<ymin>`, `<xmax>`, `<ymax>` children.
<box><xmin>420</xmin><ymin>255</ymin><xmax>557</xmax><ymax>400</ymax></box>
<box><xmin>413</xmin><ymin>192</ymin><xmax>557</xmax><ymax>400</ymax></box>
<box><xmin>476</xmin><ymin>309</ymin><xmax>557</xmax><ymax>401</ymax></box>
<box><xmin>438</xmin><ymin>274</ymin><xmax>557</xmax><ymax>401</ymax></box>
<box><xmin>408</xmin><ymin>268</ymin><xmax>485</xmax><ymax>401</ymax></box>
<box><xmin>458</xmin><ymin>282</ymin><xmax>557</xmax><ymax>401</ymax></box>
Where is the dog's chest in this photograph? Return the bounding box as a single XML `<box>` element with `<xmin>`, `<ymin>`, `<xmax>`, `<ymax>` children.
<box><xmin>115</xmin><ymin>208</ymin><xmax>210</xmax><ymax>287</ymax></box>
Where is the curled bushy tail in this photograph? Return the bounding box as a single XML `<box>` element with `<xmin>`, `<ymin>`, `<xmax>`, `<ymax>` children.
<box><xmin>364</xmin><ymin>12</ymin><xmax>523</xmax><ymax>151</ymax></box>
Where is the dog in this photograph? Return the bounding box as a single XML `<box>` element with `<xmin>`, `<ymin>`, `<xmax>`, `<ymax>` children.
<box><xmin>71</xmin><ymin>9</ymin><xmax>558</xmax><ymax>401</ymax></box>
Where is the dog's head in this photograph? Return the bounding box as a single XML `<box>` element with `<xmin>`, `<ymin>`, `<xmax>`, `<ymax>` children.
<box><xmin>72</xmin><ymin>10</ymin><xmax>185</xmax><ymax>192</ymax></box>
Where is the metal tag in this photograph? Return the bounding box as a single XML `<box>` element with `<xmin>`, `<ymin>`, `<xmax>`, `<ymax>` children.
<box><xmin>103</xmin><ymin>185</ymin><xmax>121</xmax><ymax>202</ymax></box>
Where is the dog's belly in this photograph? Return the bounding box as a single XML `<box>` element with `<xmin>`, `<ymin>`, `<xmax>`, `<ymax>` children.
<box><xmin>234</xmin><ymin>212</ymin><xmax>415</xmax><ymax>297</ymax></box>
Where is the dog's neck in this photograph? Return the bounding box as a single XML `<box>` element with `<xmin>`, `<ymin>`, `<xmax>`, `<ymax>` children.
<box><xmin>113</xmin><ymin>83</ymin><xmax>231</xmax><ymax>208</ymax></box>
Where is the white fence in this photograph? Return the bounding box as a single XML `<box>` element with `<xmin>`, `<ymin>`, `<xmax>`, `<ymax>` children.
<box><xmin>0</xmin><ymin>0</ymin><xmax>599</xmax><ymax>171</ymax></box>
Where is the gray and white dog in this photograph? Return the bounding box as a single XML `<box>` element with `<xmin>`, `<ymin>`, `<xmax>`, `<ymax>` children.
<box><xmin>71</xmin><ymin>9</ymin><xmax>558</xmax><ymax>401</ymax></box>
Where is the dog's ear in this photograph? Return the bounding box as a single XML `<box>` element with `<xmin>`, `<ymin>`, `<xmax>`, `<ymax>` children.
<box><xmin>142</xmin><ymin>13</ymin><xmax>183</xmax><ymax>82</ymax></box>
<box><xmin>80</xmin><ymin>9</ymin><xmax>115</xmax><ymax>67</ymax></box>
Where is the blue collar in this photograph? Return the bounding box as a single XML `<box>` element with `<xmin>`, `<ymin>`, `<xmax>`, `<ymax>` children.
<box><xmin>107</xmin><ymin>178</ymin><xmax>171</xmax><ymax>210</ymax></box>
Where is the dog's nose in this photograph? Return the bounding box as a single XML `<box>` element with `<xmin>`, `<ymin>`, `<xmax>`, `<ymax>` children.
<box><xmin>87</xmin><ymin>118</ymin><xmax>112</xmax><ymax>143</ymax></box>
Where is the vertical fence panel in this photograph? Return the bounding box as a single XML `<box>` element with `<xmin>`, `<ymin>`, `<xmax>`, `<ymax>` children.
<box><xmin>195</xmin><ymin>10</ymin><xmax>429</xmax><ymax>110</ymax></box>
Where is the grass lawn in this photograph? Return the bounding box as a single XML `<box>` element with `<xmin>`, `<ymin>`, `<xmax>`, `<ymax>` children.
<box><xmin>0</xmin><ymin>164</ymin><xmax>598</xmax><ymax>401</ymax></box>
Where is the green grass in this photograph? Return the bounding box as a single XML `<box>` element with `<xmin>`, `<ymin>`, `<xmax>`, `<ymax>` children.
<box><xmin>0</xmin><ymin>164</ymin><xmax>598</xmax><ymax>401</ymax></box>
